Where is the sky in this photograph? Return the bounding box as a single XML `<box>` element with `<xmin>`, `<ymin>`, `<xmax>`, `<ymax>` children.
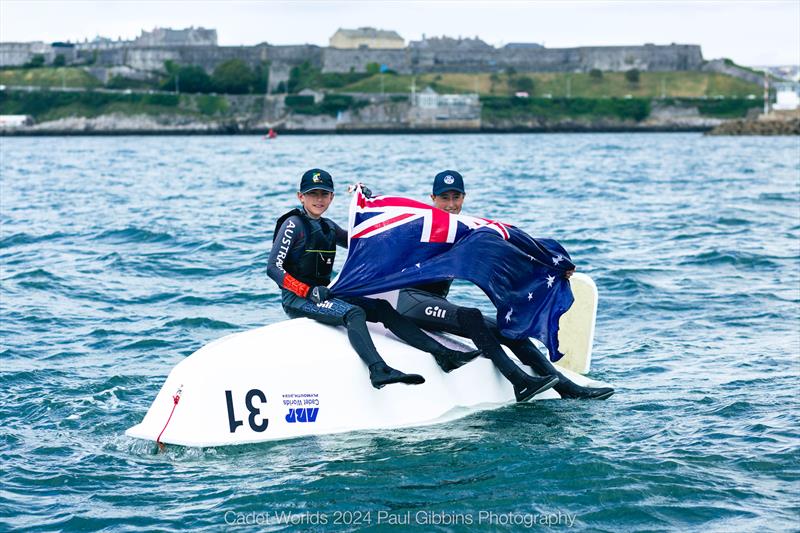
<box><xmin>1</xmin><ymin>0</ymin><xmax>798</xmax><ymax>66</ymax></box>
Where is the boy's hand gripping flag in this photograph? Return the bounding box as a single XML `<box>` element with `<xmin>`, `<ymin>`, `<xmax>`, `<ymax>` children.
<box><xmin>330</xmin><ymin>186</ymin><xmax>576</xmax><ymax>361</ymax></box>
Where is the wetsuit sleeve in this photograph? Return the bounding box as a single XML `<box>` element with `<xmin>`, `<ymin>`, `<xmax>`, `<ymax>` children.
<box><xmin>332</xmin><ymin>220</ymin><xmax>348</xmax><ymax>249</ymax></box>
<box><xmin>267</xmin><ymin>216</ymin><xmax>311</xmax><ymax>297</ymax></box>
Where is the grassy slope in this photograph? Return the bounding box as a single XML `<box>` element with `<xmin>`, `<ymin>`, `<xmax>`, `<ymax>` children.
<box><xmin>339</xmin><ymin>71</ymin><xmax>761</xmax><ymax>98</ymax></box>
<box><xmin>1</xmin><ymin>67</ymin><xmax>761</xmax><ymax>99</ymax></box>
<box><xmin>0</xmin><ymin>67</ymin><xmax>102</xmax><ymax>88</ymax></box>
<box><xmin>0</xmin><ymin>92</ymin><xmax>230</xmax><ymax>121</ymax></box>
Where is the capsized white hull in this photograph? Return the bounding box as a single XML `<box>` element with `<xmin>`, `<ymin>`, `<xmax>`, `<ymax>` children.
<box><xmin>126</xmin><ymin>274</ymin><xmax>608</xmax><ymax>447</ymax></box>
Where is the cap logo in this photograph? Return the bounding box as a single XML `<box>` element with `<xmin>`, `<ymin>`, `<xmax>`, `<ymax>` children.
<box><xmin>312</xmin><ymin>172</ymin><xmax>322</xmax><ymax>183</ymax></box>
<box><xmin>443</xmin><ymin>175</ymin><xmax>455</xmax><ymax>185</ymax></box>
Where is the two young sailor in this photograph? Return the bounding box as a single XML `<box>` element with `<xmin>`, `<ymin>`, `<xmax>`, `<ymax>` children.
<box><xmin>268</xmin><ymin>168</ymin><xmax>612</xmax><ymax>401</ymax></box>
<box><xmin>266</xmin><ymin>169</ymin><xmax>479</xmax><ymax>390</ymax></box>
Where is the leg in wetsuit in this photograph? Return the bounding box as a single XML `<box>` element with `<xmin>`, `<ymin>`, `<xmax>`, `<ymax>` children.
<box><xmin>483</xmin><ymin>317</ymin><xmax>614</xmax><ymax>400</ymax></box>
<box><xmin>282</xmin><ymin>291</ymin><xmax>424</xmax><ymax>389</ymax></box>
<box><xmin>396</xmin><ymin>288</ymin><xmax>613</xmax><ymax>400</ymax></box>
<box><xmin>395</xmin><ymin>289</ymin><xmax>558</xmax><ymax>402</ymax></box>
<box><xmin>343</xmin><ymin>296</ymin><xmax>481</xmax><ymax>372</ymax></box>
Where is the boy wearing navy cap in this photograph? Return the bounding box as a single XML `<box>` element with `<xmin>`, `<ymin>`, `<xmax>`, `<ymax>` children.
<box><xmin>395</xmin><ymin>170</ymin><xmax>614</xmax><ymax>401</ymax></box>
<box><xmin>267</xmin><ymin>169</ymin><xmax>478</xmax><ymax>389</ymax></box>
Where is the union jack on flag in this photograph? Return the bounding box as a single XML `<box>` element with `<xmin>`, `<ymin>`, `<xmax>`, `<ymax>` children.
<box><xmin>350</xmin><ymin>192</ymin><xmax>511</xmax><ymax>243</ymax></box>
<box><xmin>331</xmin><ymin>185</ymin><xmax>576</xmax><ymax>360</ymax></box>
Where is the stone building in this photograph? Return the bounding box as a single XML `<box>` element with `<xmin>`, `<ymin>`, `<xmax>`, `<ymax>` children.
<box><xmin>0</xmin><ymin>41</ymin><xmax>74</xmax><ymax>67</ymax></box>
<box><xmin>75</xmin><ymin>36</ymin><xmax>131</xmax><ymax>51</ymax></box>
<box><xmin>409</xmin><ymin>35</ymin><xmax>493</xmax><ymax>52</ymax></box>
<box><xmin>504</xmin><ymin>43</ymin><xmax>544</xmax><ymax>50</ymax></box>
<box><xmin>134</xmin><ymin>27</ymin><xmax>217</xmax><ymax>47</ymax></box>
<box><xmin>409</xmin><ymin>87</ymin><xmax>481</xmax><ymax>128</ymax></box>
<box><xmin>329</xmin><ymin>27</ymin><xmax>404</xmax><ymax>49</ymax></box>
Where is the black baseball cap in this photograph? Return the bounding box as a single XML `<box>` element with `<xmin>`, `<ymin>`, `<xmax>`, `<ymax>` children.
<box><xmin>299</xmin><ymin>168</ymin><xmax>334</xmax><ymax>193</ymax></box>
<box><xmin>432</xmin><ymin>170</ymin><xmax>465</xmax><ymax>195</ymax></box>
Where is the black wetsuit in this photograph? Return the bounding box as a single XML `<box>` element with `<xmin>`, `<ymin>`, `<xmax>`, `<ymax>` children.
<box><xmin>396</xmin><ymin>281</ymin><xmax>607</xmax><ymax>398</ymax></box>
<box><xmin>267</xmin><ymin>208</ymin><xmax>468</xmax><ymax>376</ymax></box>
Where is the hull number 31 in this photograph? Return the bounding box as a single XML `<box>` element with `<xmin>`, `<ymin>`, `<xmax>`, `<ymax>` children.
<box><xmin>225</xmin><ymin>389</ymin><xmax>268</xmax><ymax>433</ymax></box>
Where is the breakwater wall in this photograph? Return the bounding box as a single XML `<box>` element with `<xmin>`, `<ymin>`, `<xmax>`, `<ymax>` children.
<box><xmin>706</xmin><ymin>110</ymin><xmax>800</xmax><ymax>135</ymax></box>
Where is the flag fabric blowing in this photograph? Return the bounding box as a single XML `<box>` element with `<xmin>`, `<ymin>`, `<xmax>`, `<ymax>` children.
<box><xmin>330</xmin><ymin>186</ymin><xmax>576</xmax><ymax>361</ymax></box>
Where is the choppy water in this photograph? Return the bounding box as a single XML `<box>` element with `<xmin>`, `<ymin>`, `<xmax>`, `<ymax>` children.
<box><xmin>1</xmin><ymin>133</ymin><xmax>798</xmax><ymax>532</ymax></box>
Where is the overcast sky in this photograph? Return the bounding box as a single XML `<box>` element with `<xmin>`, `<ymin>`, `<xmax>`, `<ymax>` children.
<box><xmin>1</xmin><ymin>0</ymin><xmax>798</xmax><ymax>66</ymax></box>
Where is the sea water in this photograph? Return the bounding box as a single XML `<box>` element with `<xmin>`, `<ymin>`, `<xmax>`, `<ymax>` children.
<box><xmin>1</xmin><ymin>133</ymin><xmax>798</xmax><ymax>531</ymax></box>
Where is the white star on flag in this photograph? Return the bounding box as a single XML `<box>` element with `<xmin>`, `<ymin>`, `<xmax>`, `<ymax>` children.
<box><xmin>527</xmin><ymin>292</ymin><xmax>533</xmax><ymax>301</ymax></box>
<box><xmin>546</xmin><ymin>274</ymin><xmax>555</xmax><ymax>288</ymax></box>
<box><xmin>415</xmin><ymin>263</ymin><xmax>421</xmax><ymax>268</ymax></box>
<box><xmin>505</xmin><ymin>308</ymin><xmax>513</xmax><ymax>323</ymax></box>
<box><xmin>552</xmin><ymin>254</ymin><xmax>563</xmax><ymax>265</ymax></box>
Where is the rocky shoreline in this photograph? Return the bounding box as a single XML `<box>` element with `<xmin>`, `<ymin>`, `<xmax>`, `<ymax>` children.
<box><xmin>0</xmin><ymin>110</ymin><xmax>723</xmax><ymax>136</ymax></box>
<box><xmin>1</xmin><ymin>97</ymin><xmax>791</xmax><ymax>136</ymax></box>
<box><xmin>706</xmin><ymin>113</ymin><xmax>800</xmax><ymax>135</ymax></box>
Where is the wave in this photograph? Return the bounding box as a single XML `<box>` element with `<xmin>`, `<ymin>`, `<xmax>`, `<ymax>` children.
<box><xmin>163</xmin><ymin>317</ymin><xmax>238</xmax><ymax>330</ymax></box>
<box><xmin>6</xmin><ymin>268</ymin><xmax>64</xmax><ymax>282</ymax></box>
<box><xmin>93</xmin><ymin>227</ymin><xmax>175</xmax><ymax>244</ymax></box>
<box><xmin>119</xmin><ymin>339</ymin><xmax>172</xmax><ymax>351</ymax></box>
<box><xmin>679</xmin><ymin>250</ymin><xmax>780</xmax><ymax>268</ymax></box>
<box><xmin>759</xmin><ymin>192</ymin><xmax>798</xmax><ymax>203</ymax></box>
<box><xmin>0</xmin><ymin>232</ymin><xmax>69</xmax><ymax>249</ymax></box>
<box><xmin>715</xmin><ymin>217</ymin><xmax>751</xmax><ymax>227</ymax></box>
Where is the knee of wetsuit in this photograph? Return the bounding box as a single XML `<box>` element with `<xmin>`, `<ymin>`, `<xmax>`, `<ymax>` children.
<box><xmin>343</xmin><ymin>306</ymin><xmax>367</xmax><ymax>327</ymax></box>
<box><xmin>455</xmin><ymin>307</ymin><xmax>484</xmax><ymax>329</ymax></box>
<box><xmin>371</xmin><ymin>299</ymin><xmax>396</xmax><ymax>324</ymax></box>
<box><xmin>373</xmin><ymin>299</ymin><xmax>394</xmax><ymax>314</ymax></box>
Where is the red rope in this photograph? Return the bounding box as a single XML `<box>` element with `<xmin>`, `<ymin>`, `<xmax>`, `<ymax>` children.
<box><xmin>156</xmin><ymin>388</ymin><xmax>182</xmax><ymax>448</ymax></box>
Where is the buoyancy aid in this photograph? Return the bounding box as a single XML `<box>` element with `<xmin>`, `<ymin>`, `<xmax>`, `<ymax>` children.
<box><xmin>273</xmin><ymin>208</ymin><xmax>336</xmax><ymax>287</ymax></box>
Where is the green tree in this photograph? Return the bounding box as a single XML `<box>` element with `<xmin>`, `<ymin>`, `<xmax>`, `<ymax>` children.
<box><xmin>625</xmin><ymin>68</ymin><xmax>640</xmax><ymax>84</ymax></box>
<box><xmin>514</xmin><ymin>76</ymin><xmax>534</xmax><ymax>94</ymax></box>
<box><xmin>212</xmin><ymin>59</ymin><xmax>256</xmax><ymax>94</ymax></box>
<box><xmin>589</xmin><ymin>68</ymin><xmax>603</xmax><ymax>81</ymax></box>
<box><xmin>160</xmin><ymin>64</ymin><xmax>213</xmax><ymax>94</ymax></box>
<box><xmin>163</xmin><ymin>60</ymin><xmax>178</xmax><ymax>75</ymax></box>
<box><xmin>287</xmin><ymin>61</ymin><xmax>319</xmax><ymax>93</ymax></box>
<box><xmin>366</xmin><ymin>62</ymin><xmax>380</xmax><ymax>75</ymax></box>
<box><xmin>25</xmin><ymin>54</ymin><xmax>45</xmax><ymax>68</ymax></box>
<box><xmin>253</xmin><ymin>61</ymin><xmax>270</xmax><ymax>94</ymax></box>
<box><xmin>489</xmin><ymin>72</ymin><xmax>500</xmax><ymax>94</ymax></box>
<box><xmin>52</xmin><ymin>54</ymin><xmax>66</xmax><ymax>67</ymax></box>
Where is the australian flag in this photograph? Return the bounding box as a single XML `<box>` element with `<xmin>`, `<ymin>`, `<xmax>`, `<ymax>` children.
<box><xmin>330</xmin><ymin>186</ymin><xmax>576</xmax><ymax>361</ymax></box>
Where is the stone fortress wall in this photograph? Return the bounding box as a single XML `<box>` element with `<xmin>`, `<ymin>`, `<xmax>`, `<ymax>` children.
<box><xmin>322</xmin><ymin>42</ymin><xmax>703</xmax><ymax>73</ymax></box>
<box><xmin>80</xmin><ymin>41</ymin><xmax>703</xmax><ymax>76</ymax></box>
<box><xmin>77</xmin><ymin>41</ymin><xmax>704</xmax><ymax>92</ymax></box>
<box><xmin>1</xmin><ymin>26</ymin><xmax>706</xmax><ymax>92</ymax></box>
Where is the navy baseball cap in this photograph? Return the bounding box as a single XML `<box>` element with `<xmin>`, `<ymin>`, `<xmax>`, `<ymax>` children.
<box><xmin>299</xmin><ymin>168</ymin><xmax>334</xmax><ymax>193</ymax></box>
<box><xmin>432</xmin><ymin>170</ymin><xmax>465</xmax><ymax>195</ymax></box>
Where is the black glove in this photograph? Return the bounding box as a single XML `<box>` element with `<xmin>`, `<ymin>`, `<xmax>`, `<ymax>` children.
<box><xmin>359</xmin><ymin>183</ymin><xmax>373</xmax><ymax>198</ymax></box>
<box><xmin>309</xmin><ymin>286</ymin><xmax>332</xmax><ymax>304</ymax></box>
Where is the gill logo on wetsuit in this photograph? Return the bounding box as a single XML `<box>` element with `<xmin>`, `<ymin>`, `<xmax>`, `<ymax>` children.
<box><xmin>425</xmin><ymin>305</ymin><xmax>447</xmax><ymax>318</ymax></box>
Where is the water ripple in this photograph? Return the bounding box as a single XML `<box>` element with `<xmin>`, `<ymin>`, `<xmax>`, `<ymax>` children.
<box><xmin>0</xmin><ymin>134</ymin><xmax>798</xmax><ymax>531</ymax></box>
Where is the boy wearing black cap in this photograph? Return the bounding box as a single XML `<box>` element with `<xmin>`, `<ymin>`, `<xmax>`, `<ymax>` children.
<box><xmin>395</xmin><ymin>170</ymin><xmax>614</xmax><ymax>401</ymax></box>
<box><xmin>267</xmin><ymin>169</ymin><xmax>478</xmax><ymax>390</ymax></box>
